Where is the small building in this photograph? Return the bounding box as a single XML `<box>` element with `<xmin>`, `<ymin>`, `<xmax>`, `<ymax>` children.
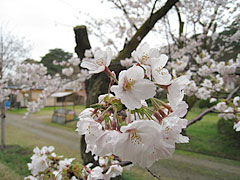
<box><xmin>7</xmin><ymin>85</ymin><xmax>87</xmax><ymax>108</ymax></box>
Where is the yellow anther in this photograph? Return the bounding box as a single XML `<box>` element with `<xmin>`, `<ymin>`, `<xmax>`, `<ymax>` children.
<box><xmin>141</xmin><ymin>53</ymin><xmax>150</xmax><ymax>64</ymax></box>
<box><xmin>156</xmin><ymin>67</ymin><xmax>163</xmax><ymax>74</ymax></box>
<box><xmin>130</xmin><ymin>130</ymin><xmax>142</xmax><ymax>145</ymax></box>
<box><xmin>123</xmin><ymin>77</ymin><xmax>135</xmax><ymax>91</ymax></box>
<box><xmin>165</xmin><ymin>126</ymin><xmax>172</xmax><ymax>134</ymax></box>
<box><xmin>96</xmin><ymin>59</ymin><xmax>105</xmax><ymax>66</ymax></box>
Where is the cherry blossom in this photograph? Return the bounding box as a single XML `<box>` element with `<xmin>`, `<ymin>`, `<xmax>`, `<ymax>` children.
<box><xmin>131</xmin><ymin>42</ymin><xmax>159</xmax><ymax>66</ymax></box>
<box><xmin>167</xmin><ymin>76</ymin><xmax>190</xmax><ymax>108</ymax></box>
<box><xmin>151</xmin><ymin>54</ymin><xmax>172</xmax><ymax>85</ymax></box>
<box><xmin>234</xmin><ymin>121</ymin><xmax>240</xmax><ymax>132</ymax></box>
<box><xmin>62</xmin><ymin>67</ymin><xmax>74</xmax><ymax>76</ymax></box>
<box><xmin>111</xmin><ymin>66</ymin><xmax>156</xmax><ymax>110</ymax></box>
<box><xmin>104</xmin><ymin>164</ymin><xmax>123</xmax><ymax>180</ymax></box>
<box><xmin>81</xmin><ymin>47</ymin><xmax>112</xmax><ymax>74</ymax></box>
<box><xmin>114</xmin><ymin>120</ymin><xmax>164</xmax><ymax>168</ymax></box>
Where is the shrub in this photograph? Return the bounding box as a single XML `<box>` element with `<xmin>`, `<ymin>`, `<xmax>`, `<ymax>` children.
<box><xmin>217</xmin><ymin>118</ymin><xmax>240</xmax><ymax>141</ymax></box>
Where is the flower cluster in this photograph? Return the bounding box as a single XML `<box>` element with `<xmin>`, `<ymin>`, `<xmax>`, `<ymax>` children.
<box><xmin>25</xmin><ymin>146</ymin><xmax>76</xmax><ymax>180</ymax></box>
<box><xmin>0</xmin><ymin>79</ymin><xmax>11</xmax><ymax>102</ymax></box>
<box><xmin>215</xmin><ymin>96</ymin><xmax>240</xmax><ymax>131</ymax></box>
<box><xmin>25</xmin><ymin>146</ymin><xmax>124</xmax><ymax>180</ymax></box>
<box><xmin>82</xmin><ymin>155</ymin><xmax>123</xmax><ymax>180</ymax></box>
<box><xmin>167</xmin><ymin>38</ymin><xmax>240</xmax><ymax>132</ymax></box>
<box><xmin>77</xmin><ymin>42</ymin><xmax>189</xmax><ymax>168</ymax></box>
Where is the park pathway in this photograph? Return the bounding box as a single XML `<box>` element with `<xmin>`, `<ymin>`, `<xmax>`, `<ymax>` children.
<box><xmin>5</xmin><ymin>113</ymin><xmax>240</xmax><ymax>180</ymax></box>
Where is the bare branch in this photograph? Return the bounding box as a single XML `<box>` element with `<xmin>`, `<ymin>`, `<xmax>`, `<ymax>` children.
<box><xmin>102</xmin><ymin>160</ymin><xmax>132</xmax><ymax>174</ymax></box>
<box><xmin>174</xmin><ymin>4</ymin><xmax>184</xmax><ymax>38</ymax></box>
<box><xmin>205</xmin><ymin>5</ymin><xmax>220</xmax><ymax>35</ymax></box>
<box><xmin>187</xmin><ymin>106</ymin><xmax>215</xmax><ymax>128</ymax></box>
<box><xmin>146</xmin><ymin>168</ymin><xmax>161</xmax><ymax>180</ymax></box>
<box><xmin>166</xmin><ymin>16</ymin><xmax>177</xmax><ymax>45</ymax></box>
<box><xmin>226</xmin><ymin>85</ymin><xmax>240</xmax><ymax>101</ymax></box>
<box><xmin>150</xmin><ymin>0</ymin><xmax>159</xmax><ymax>16</ymax></box>
<box><xmin>110</xmin><ymin>0</ymin><xmax>138</xmax><ymax>31</ymax></box>
<box><xmin>187</xmin><ymin>85</ymin><xmax>240</xmax><ymax>128</ymax></box>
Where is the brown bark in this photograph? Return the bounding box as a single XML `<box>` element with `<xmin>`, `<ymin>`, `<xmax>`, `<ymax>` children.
<box><xmin>0</xmin><ymin>102</ymin><xmax>6</xmax><ymax>148</ymax></box>
<box><xmin>0</xmin><ymin>83</ymin><xmax>5</xmax><ymax>148</ymax></box>
<box><xmin>74</xmin><ymin>26</ymin><xmax>91</xmax><ymax>59</ymax></box>
<box><xmin>0</xmin><ymin>38</ymin><xmax>6</xmax><ymax>148</ymax></box>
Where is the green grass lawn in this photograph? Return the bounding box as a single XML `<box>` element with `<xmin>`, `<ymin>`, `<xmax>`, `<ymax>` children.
<box><xmin>176</xmin><ymin>106</ymin><xmax>240</xmax><ymax>160</ymax></box>
<box><xmin>8</xmin><ymin>104</ymin><xmax>240</xmax><ymax>160</ymax></box>
<box><xmin>0</xmin><ymin>145</ymin><xmax>31</xmax><ymax>178</ymax></box>
<box><xmin>3</xmin><ymin>103</ymin><xmax>240</xmax><ymax>179</ymax></box>
<box><xmin>7</xmin><ymin>105</ymin><xmax>86</xmax><ymax>116</ymax></box>
<box><xmin>0</xmin><ymin>161</ymin><xmax>23</xmax><ymax>180</ymax></box>
<box><xmin>0</xmin><ymin>145</ymin><xmax>153</xmax><ymax>180</ymax></box>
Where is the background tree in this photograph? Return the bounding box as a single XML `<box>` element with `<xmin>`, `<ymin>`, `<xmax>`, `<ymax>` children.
<box><xmin>40</xmin><ymin>48</ymin><xmax>73</xmax><ymax>76</ymax></box>
<box><xmin>0</xmin><ymin>26</ymin><xmax>30</xmax><ymax>148</ymax></box>
<box><xmin>83</xmin><ymin>0</ymin><xmax>240</xmax><ymax>127</ymax></box>
<box><xmin>76</xmin><ymin>0</ymin><xmax>179</xmax><ymax>107</ymax></box>
<box><xmin>23</xmin><ymin>58</ymin><xmax>39</xmax><ymax>64</ymax></box>
<box><xmin>74</xmin><ymin>0</ymin><xmax>240</xmax><ymax>166</ymax></box>
<box><xmin>74</xmin><ymin>0</ymin><xmax>179</xmax><ymax>169</ymax></box>
<box><xmin>0</xmin><ymin>27</ymin><xmax>30</xmax><ymax>77</ymax></box>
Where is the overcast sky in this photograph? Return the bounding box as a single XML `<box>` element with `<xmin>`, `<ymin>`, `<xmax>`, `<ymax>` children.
<box><xmin>0</xmin><ymin>0</ymin><xmax>115</xmax><ymax>61</ymax></box>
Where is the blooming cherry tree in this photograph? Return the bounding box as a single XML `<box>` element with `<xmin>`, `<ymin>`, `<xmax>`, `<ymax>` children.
<box><xmin>22</xmin><ymin>43</ymin><xmax>191</xmax><ymax>179</ymax></box>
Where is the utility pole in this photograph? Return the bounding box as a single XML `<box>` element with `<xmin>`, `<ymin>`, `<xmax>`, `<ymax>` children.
<box><xmin>0</xmin><ymin>28</ymin><xmax>6</xmax><ymax>148</ymax></box>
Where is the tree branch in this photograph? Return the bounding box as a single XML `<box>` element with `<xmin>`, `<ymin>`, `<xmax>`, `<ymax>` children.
<box><xmin>146</xmin><ymin>168</ymin><xmax>161</xmax><ymax>180</ymax></box>
<box><xmin>174</xmin><ymin>4</ymin><xmax>184</xmax><ymax>38</ymax></box>
<box><xmin>150</xmin><ymin>0</ymin><xmax>159</xmax><ymax>17</ymax></box>
<box><xmin>205</xmin><ymin>5</ymin><xmax>220</xmax><ymax>35</ymax></box>
<box><xmin>110</xmin><ymin>0</ymin><xmax>138</xmax><ymax>31</ymax></box>
<box><xmin>113</xmin><ymin>0</ymin><xmax>179</xmax><ymax>62</ymax></box>
<box><xmin>226</xmin><ymin>85</ymin><xmax>240</xmax><ymax>101</ymax></box>
<box><xmin>187</xmin><ymin>106</ymin><xmax>215</xmax><ymax>128</ymax></box>
<box><xmin>166</xmin><ymin>16</ymin><xmax>177</xmax><ymax>45</ymax></box>
<box><xmin>187</xmin><ymin>85</ymin><xmax>240</xmax><ymax>128</ymax></box>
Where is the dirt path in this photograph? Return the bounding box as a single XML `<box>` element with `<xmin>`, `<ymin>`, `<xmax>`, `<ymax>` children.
<box><xmin>6</xmin><ymin>113</ymin><xmax>240</xmax><ymax>180</ymax></box>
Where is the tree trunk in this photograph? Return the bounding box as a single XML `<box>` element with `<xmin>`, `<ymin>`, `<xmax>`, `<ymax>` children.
<box><xmin>0</xmin><ymin>45</ymin><xmax>6</xmax><ymax>149</ymax></box>
<box><xmin>85</xmin><ymin>63</ymin><xmax>124</xmax><ymax>106</ymax></box>
<box><xmin>74</xmin><ymin>25</ymin><xmax>100</xmax><ymax>165</ymax></box>
<box><xmin>80</xmin><ymin>135</ymin><xmax>98</xmax><ymax>166</ymax></box>
<box><xmin>74</xmin><ymin>0</ymin><xmax>179</xmax><ymax>167</ymax></box>
<box><xmin>0</xmin><ymin>101</ymin><xmax>6</xmax><ymax>149</ymax></box>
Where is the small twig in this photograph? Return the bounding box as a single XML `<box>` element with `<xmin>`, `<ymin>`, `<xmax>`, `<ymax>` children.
<box><xmin>150</xmin><ymin>0</ymin><xmax>159</xmax><ymax>16</ymax></box>
<box><xmin>146</xmin><ymin>168</ymin><xmax>161</xmax><ymax>180</ymax></box>
<box><xmin>211</xmin><ymin>111</ymin><xmax>240</xmax><ymax>114</ymax></box>
<box><xmin>187</xmin><ymin>106</ymin><xmax>215</xmax><ymax>127</ymax></box>
<box><xmin>226</xmin><ymin>85</ymin><xmax>240</xmax><ymax>101</ymax></box>
<box><xmin>112</xmin><ymin>0</ymin><xmax>138</xmax><ymax>31</ymax></box>
<box><xmin>102</xmin><ymin>160</ymin><xmax>132</xmax><ymax>174</ymax></box>
<box><xmin>187</xmin><ymin>85</ymin><xmax>240</xmax><ymax>128</ymax></box>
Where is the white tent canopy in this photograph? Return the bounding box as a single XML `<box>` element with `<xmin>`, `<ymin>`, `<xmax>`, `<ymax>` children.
<box><xmin>51</xmin><ymin>92</ymin><xmax>73</xmax><ymax>97</ymax></box>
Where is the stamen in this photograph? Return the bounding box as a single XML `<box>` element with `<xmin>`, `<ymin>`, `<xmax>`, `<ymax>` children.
<box><xmin>141</xmin><ymin>53</ymin><xmax>150</xmax><ymax>64</ymax></box>
<box><xmin>130</xmin><ymin>130</ymin><xmax>142</xmax><ymax>145</ymax></box>
<box><xmin>123</xmin><ymin>77</ymin><xmax>135</xmax><ymax>91</ymax></box>
<box><xmin>96</xmin><ymin>59</ymin><xmax>105</xmax><ymax>66</ymax></box>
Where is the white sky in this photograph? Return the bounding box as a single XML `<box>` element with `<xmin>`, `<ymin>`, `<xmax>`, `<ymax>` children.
<box><xmin>0</xmin><ymin>0</ymin><xmax>115</xmax><ymax>61</ymax></box>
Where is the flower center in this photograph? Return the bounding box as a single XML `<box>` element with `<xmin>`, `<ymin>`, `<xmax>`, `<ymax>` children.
<box><xmin>130</xmin><ymin>130</ymin><xmax>142</xmax><ymax>145</ymax></box>
<box><xmin>96</xmin><ymin>59</ymin><xmax>105</xmax><ymax>66</ymax></box>
<box><xmin>141</xmin><ymin>53</ymin><xmax>150</xmax><ymax>64</ymax></box>
<box><xmin>156</xmin><ymin>67</ymin><xmax>163</xmax><ymax>74</ymax></box>
<box><xmin>123</xmin><ymin>77</ymin><xmax>135</xmax><ymax>91</ymax></box>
